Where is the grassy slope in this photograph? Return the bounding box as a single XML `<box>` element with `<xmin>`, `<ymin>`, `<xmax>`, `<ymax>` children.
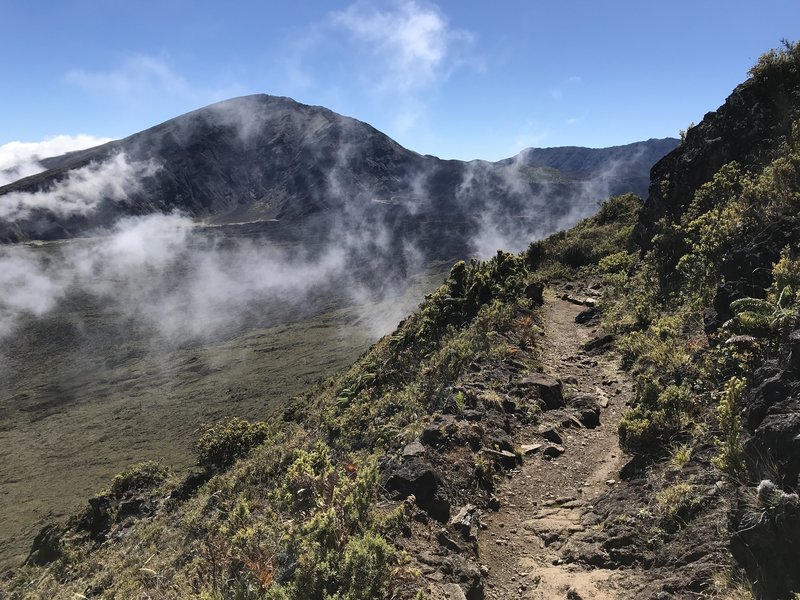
<box><xmin>1</xmin><ymin>242</ymin><xmax>546</xmax><ymax>598</ymax></box>
<box><xmin>2</xmin><ymin>189</ymin><xmax>650</xmax><ymax>599</ymax></box>
<box><xmin>0</xmin><ymin>250</ymin><xmax>450</xmax><ymax>572</ymax></box>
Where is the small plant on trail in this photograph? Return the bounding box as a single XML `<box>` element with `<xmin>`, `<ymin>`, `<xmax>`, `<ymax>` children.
<box><xmin>656</xmin><ymin>482</ymin><xmax>702</xmax><ymax>525</ymax></box>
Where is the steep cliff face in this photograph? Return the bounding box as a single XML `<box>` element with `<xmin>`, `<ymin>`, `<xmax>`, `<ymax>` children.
<box><xmin>617</xmin><ymin>44</ymin><xmax>800</xmax><ymax>599</ymax></box>
<box><xmin>637</xmin><ymin>54</ymin><xmax>800</xmax><ymax>246</ymax></box>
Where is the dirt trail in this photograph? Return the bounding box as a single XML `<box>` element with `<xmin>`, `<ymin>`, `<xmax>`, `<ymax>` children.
<box><xmin>477</xmin><ymin>288</ymin><xmax>643</xmax><ymax>599</ymax></box>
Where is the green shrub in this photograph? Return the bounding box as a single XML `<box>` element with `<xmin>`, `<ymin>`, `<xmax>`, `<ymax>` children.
<box><xmin>656</xmin><ymin>483</ymin><xmax>702</xmax><ymax>524</ymax></box>
<box><xmin>712</xmin><ymin>377</ymin><xmax>747</xmax><ymax>477</ymax></box>
<box><xmin>109</xmin><ymin>460</ymin><xmax>171</xmax><ymax>498</ymax></box>
<box><xmin>195</xmin><ymin>417</ymin><xmax>270</xmax><ymax>471</ymax></box>
<box><xmin>618</xmin><ymin>380</ymin><xmax>692</xmax><ymax>455</ymax></box>
<box><xmin>747</xmin><ymin>39</ymin><xmax>800</xmax><ymax>80</ymax></box>
<box><xmin>338</xmin><ymin>532</ymin><xmax>396</xmax><ymax>600</ymax></box>
<box><xmin>619</xmin><ymin>406</ymin><xmax>669</xmax><ymax>455</ymax></box>
<box><xmin>291</xmin><ymin>508</ymin><xmax>340</xmax><ymax>599</ymax></box>
<box><xmin>597</xmin><ymin>251</ymin><xmax>636</xmax><ymax>275</ymax></box>
<box><xmin>595</xmin><ymin>192</ymin><xmax>642</xmax><ymax>225</ymax></box>
<box><xmin>523</xmin><ymin>194</ymin><xmax>642</xmax><ymax>278</ymax></box>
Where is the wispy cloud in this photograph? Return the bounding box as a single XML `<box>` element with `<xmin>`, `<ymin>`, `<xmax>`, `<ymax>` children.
<box><xmin>0</xmin><ymin>135</ymin><xmax>113</xmax><ymax>186</ymax></box>
<box><xmin>276</xmin><ymin>1</ymin><xmax>479</xmax><ymax>141</ymax></box>
<box><xmin>66</xmin><ymin>55</ymin><xmax>190</xmax><ymax>105</ymax></box>
<box><xmin>331</xmin><ymin>0</ymin><xmax>473</xmax><ymax>94</ymax></box>
<box><xmin>512</xmin><ymin>119</ymin><xmax>549</xmax><ymax>153</ymax></box>
<box><xmin>0</xmin><ymin>153</ymin><xmax>159</xmax><ymax>222</ymax></box>
<box><xmin>65</xmin><ymin>55</ymin><xmax>244</xmax><ymax>108</ymax></box>
<box><xmin>548</xmin><ymin>75</ymin><xmax>582</xmax><ymax>101</ymax></box>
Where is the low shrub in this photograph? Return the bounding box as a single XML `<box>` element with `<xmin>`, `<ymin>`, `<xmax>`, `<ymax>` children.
<box><xmin>656</xmin><ymin>483</ymin><xmax>702</xmax><ymax>524</ymax></box>
<box><xmin>109</xmin><ymin>460</ymin><xmax>171</xmax><ymax>498</ymax></box>
<box><xmin>195</xmin><ymin>417</ymin><xmax>270</xmax><ymax>471</ymax></box>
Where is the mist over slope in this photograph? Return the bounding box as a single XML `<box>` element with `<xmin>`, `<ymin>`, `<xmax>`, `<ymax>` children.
<box><xmin>0</xmin><ymin>94</ymin><xmax>676</xmax><ymax>253</ymax></box>
<box><xmin>0</xmin><ymin>95</ymin><xmax>675</xmax><ymax>346</ymax></box>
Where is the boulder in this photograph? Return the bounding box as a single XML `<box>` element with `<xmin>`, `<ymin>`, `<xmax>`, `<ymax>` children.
<box><xmin>77</xmin><ymin>495</ymin><xmax>112</xmax><ymax>540</ymax></box>
<box><xmin>748</xmin><ymin>408</ymin><xmax>800</xmax><ymax>487</ymax></box>
<box><xmin>538</xmin><ymin>426</ymin><xmax>563</xmax><ymax>444</ymax></box>
<box><xmin>481</xmin><ymin>448</ymin><xmax>518</xmax><ymax>469</ymax></box>
<box><xmin>516</xmin><ymin>374</ymin><xmax>565</xmax><ymax>410</ymax></box>
<box><xmin>742</xmin><ymin>368</ymin><xmax>789</xmax><ymax>430</ymax></box>
<box><xmin>402</xmin><ymin>440</ymin><xmax>426</xmax><ymax>457</ymax></box>
<box><xmin>542</xmin><ymin>444</ymin><xmax>565</xmax><ymax>458</ymax></box>
<box><xmin>442</xmin><ymin>583</ymin><xmax>468</xmax><ymax>600</ymax></box>
<box><xmin>583</xmin><ymin>333</ymin><xmax>615</xmax><ymax>354</ymax></box>
<box><xmin>437</xmin><ymin>529</ymin><xmax>464</xmax><ymax>553</ymax></box>
<box><xmin>25</xmin><ymin>524</ymin><xmax>63</xmax><ymax>566</ymax></box>
<box><xmin>524</xmin><ymin>282</ymin><xmax>545</xmax><ymax>305</ymax></box>
<box><xmin>450</xmin><ymin>504</ymin><xmax>481</xmax><ymax>542</ymax></box>
<box><xmin>485</xmin><ymin>431</ymin><xmax>515</xmax><ymax>453</ymax></box>
<box><xmin>421</xmin><ymin>415</ymin><xmax>458</xmax><ymax>447</ymax></box>
<box><xmin>384</xmin><ymin>458</ymin><xmax>451</xmax><ymax>522</ymax></box>
<box><xmin>570</xmin><ymin>395</ymin><xmax>601</xmax><ymax>429</ymax></box>
<box><xmin>575</xmin><ymin>306</ymin><xmax>600</xmax><ymax>324</ymax></box>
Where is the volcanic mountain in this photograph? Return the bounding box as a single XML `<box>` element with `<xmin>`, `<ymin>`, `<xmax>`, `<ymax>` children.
<box><xmin>0</xmin><ymin>95</ymin><xmax>677</xmax><ymax>255</ymax></box>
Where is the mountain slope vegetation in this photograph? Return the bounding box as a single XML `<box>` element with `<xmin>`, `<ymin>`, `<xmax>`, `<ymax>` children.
<box><xmin>3</xmin><ymin>43</ymin><xmax>800</xmax><ymax>600</ymax></box>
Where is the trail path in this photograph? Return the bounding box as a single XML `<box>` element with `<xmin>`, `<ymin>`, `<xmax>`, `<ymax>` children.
<box><xmin>477</xmin><ymin>288</ymin><xmax>643</xmax><ymax>599</ymax></box>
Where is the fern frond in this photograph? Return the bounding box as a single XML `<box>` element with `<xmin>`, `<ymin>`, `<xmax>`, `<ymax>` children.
<box><xmin>736</xmin><ymin>311</ymin><xmax>772</xmax><ymax>332</ymax></box>
<box><xmin>730</xmin><ymin>297</ymin><xmax>772</xmax><ymax>315</ymax></box>
<box><xmin>725</xmin><ymin>335</ymin><xmax>758</xmax><ymax>345</ymax></box>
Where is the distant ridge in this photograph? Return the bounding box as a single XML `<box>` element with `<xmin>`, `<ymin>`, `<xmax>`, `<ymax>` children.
<box><xmin>0</xmin><ymin>94</ymin><xmax>677</xmax><ymax>249</ymax></box>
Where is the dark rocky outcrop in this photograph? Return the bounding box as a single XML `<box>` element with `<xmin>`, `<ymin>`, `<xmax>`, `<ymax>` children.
<box><xmin>731</xmin><ymin>481</ymin><xmax>800</xmax><ymax>600</ymax></box>
<box><xmin>524</xmin><ymin>282</ymin><xmax>545</xmax><ymax>305</ymax></box>
<box><xmin>574</xmin><ymin>306</ymin><xmax>600</xmax><ymax>325</ymax></box>
<box><xmin>582</xmin><ymin>333</ymin><xmax>615</xmax><ymax>354</ymax></box>
<box><xmin>24</xmin><ymin>524</ymin><xmax>63</xmax><ymax>566</ymax></box>
<box><xmin>726</xmin><ymin>330</ymin><xmax>800</xmax><ymax>597</ymax></box>
<box><xmin>569</xmin><ymin>394</ymin><xmax>601</xmax><ymax>429</ymax></box>
<box><xmin>636</xmin><ymin>62</ymin><xmax>800</xmax><ymax>247</ymax></box>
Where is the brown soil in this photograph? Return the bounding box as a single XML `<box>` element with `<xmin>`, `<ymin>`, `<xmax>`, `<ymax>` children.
<box><xmin>477</xmin><ymin>289</ymin><xmax>644</xmax><ymax>599</ymax></box>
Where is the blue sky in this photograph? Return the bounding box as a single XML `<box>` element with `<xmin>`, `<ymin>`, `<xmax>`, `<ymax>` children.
<box><xmin>1</xmin><ymin>0</ymin><xmax>799</xmax><ymax>161</ymax></box>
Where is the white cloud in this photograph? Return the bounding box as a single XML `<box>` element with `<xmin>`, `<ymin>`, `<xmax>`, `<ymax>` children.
<box><xmin>0</xmin><ymin>211</ymin><xmax>415</xmax><ymax>341</ymax></box>
<box><xmin>331</xmin><ymin>0</ymin><xmax>475</xmax><ymax>95</ymax></box>
<box><xmin>0</xmin><ymin>153</ymin><xmax>159</xmax><ymax>222</ymax></box>
<box><xmin>548</xmin><ymin>76</ymin><xmax>582</xmax><ymax>102</ymax></box>
<box><xmin>66</xmin><ymin>55</ymin><xmax>190</xmax><ymax>105</ymax></box>
<box><xmin>0</xmin><ymin>135</ymin><xmax>113</xmax><ymax>187</ymax></box>
<box><xmin>65</xmin><ymin>55</ymin><xmax>245</xmax><ymax>109</ymax></box>
<box><xmin>513</xmin><ymin>120</ymin><xmax>549</xmax><ymax>153</ymax></box>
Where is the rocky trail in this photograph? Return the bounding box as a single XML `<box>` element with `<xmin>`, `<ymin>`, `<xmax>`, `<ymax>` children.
<box><xmin>475</xmin><ymin>287</ymin><xmax>645</xmax><ymax>599</ymax></box>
